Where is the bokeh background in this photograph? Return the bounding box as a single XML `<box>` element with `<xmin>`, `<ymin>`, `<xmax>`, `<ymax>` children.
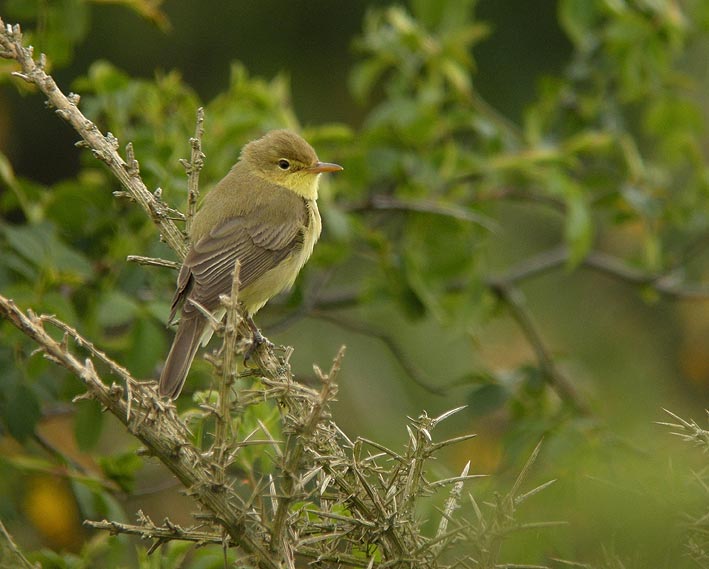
<box><xmin>1</xmin><ymin>0</ymin><xmax>708</xmax><ymax>567</ymax></box>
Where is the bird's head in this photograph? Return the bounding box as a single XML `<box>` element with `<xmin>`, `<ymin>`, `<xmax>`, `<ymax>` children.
<box><xmin>241</xmin><ymin>129</ymin><xmax>342</xmax><ymax>199</ymax></box>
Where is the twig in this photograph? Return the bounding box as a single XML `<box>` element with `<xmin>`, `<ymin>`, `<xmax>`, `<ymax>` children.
<box><xmin>486</xmin><ymin>280</ymin><xmax>590</xmax><ymax>415</ymax></box>
<box><xmin>84</xmin><ymin>515</ymin><xmax>224</xmax><ymax>546</ymax></box>
<box><xmin>346</xmin><ymin>194</ymin><xmax>498</xmax><ymax>232</ymax></box>
<box><xmin>38</xmin><ymin>314</ymin><xmax>138</xmax><ymax>421</ymax></box>
<box><xmin>213</xmin><ymin>262</ymin><xmax>242</xmax><ymax>482</ymax></box>
<box><xmin>126</xmin><ymin>255</ymin><xmax>180</xmax><ymax>270</ymax></box>
<box><xmin>464</xmin><ymin>185</ymin><xmax>566</xmax><ymax>212</ymax></box>
<box><xmin>0</xmin><ymin>19</ymin><xmax>188</xmax><ymax>259</ymax></box>
<box><xmin>492</xmin><ymin>246</ymin><xmax>568</xmax><ymax>285</ymax></box>
<box><xmin>310</xmin><ymin>309</ymin><xmax>445</xmax><ymax>395</ymax></box>
<box><xmin>497</xmin><ymin>245</ymin><xmax>709</xmax><ymax>299</ymax></box>
<box><xmin>0</xmin><ymin>521</ymin><xmax>38</xmax><ymax>569</ymax></box>
<box><xmin>181</xmin><ymin>106</ymin><xmax>205</xmax><ymax>236</ymax></box>
<box><xmin>584</xmin><ymin>250</ymin><xmax>709</xmax><ymax>299</ymax></box>
<box><xmin>31</xmin><ymin>431</ymin><xmax>120</xmax><ymax>493</ymax></box>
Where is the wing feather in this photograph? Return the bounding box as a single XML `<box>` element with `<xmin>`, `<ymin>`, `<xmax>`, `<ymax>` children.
<box><xmin>171</xmin><ymin>186</ymin><xmax>308</xmax><ymax>317</ymax></box>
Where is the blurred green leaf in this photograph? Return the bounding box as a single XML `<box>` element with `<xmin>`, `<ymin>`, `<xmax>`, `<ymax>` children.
<box><xmin>3</xmin><ymin>223</ymin><xmax>47</xmax><ymax>266</ymax></box>
<box><xmin>98</xmin><ymin>452</ymin><xmax>142</xmax><ymax>494</ymax></box>
<box><xmin>564</xmin><ymin>191</ymin><xmax>593</xmax><ymax>269</ymax></box>
<box><xmin>39</xmin><ymin>291</ymin><xmax>80</xmax><ymax>326</ymax></box>
<box><xmin>72</xmin><ymin>476</ymin><xmax>126</xmax><ymax>523</ymax></box>
<box><xmin>127</xmin><ymin>317</ymin><xmax>166</xmax><ymax>377</ymax></box>
<box><xmin>467</xmin><ymin>383</ymin><xmax>509</xmax><ymax>417</ymax></box>
<box><xmin>2</xmin><ymin>222</ymin><xmax>94</xmax><ymax>284</ymax></box>
<box><xmin>558</xmin><ymin>0</ymin><xmax>600</xmax><ymax>52</ymax></box>
<box><xmin>349</xmin><ymin>58</ymin><xmax>390</xmax><ymax>102</ymax></box>
<box><xmin>96</xmin><ymin>291</ymin><xmax>137</xmax><ymax>328</ymax></box>
<box><xmin>2</xmin><ymin>383</ymin><xmax>41</xmax><ymax>442</ymax></box>
<box><xmin>74</xmin><ymin>400</ymin><xmax>103</xmax><ymax>452</ymax></box>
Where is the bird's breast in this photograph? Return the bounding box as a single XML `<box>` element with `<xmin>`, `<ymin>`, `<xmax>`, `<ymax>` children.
<box><xmin>240</xmin><ymin>200</ymin><xmax>321</xmax><ymax>314</ymax></box>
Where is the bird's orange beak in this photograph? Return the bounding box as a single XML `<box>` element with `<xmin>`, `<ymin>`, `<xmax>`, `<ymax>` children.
<box><xmin>308</xmin><ymin>161</ymin><xmax>343</xmax><ymax>173</ymax></box>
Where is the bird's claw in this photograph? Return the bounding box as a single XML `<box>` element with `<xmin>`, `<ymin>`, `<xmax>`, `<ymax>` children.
<box><xmin>243</xmin><ymin>323</ymin><xmax>274</xmax><ymax>364</ymax></box>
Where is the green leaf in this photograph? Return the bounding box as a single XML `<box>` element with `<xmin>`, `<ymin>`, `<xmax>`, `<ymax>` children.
<box><xmin>48</xmin><ymin>239</ymin><xmax>94</xmax><ymax>282</ymax></box>
<box><xmin>2</xmin><ymin>222</ymin><xmax>93</xmax><ymax>283</ymax></box>
<box><xmin>73</xmin><ymin>399</ymin><xmax>104</xmax><ymax>452</ymax></box>
<box><xmin>39</xmin><ymin>291</ymin><xmax>79</xmax><ymax>326</ymax></box>
<box><xmin>2</xmin><ymin>383</ymin><xmax>41</xmax><ymax>442</ymax></box>
<box><xmin>98</xmin><ymin>452</ymin><xmax>143</xmax><ymax>494</ymax></box>
<box><xmin>97</xmin><ymin>291</ymin><xmax>138</xmax><ymax>328</ymax></box>
<box><xmin>558</xmin><ymin>0</ymin><xmax>600</xmax><ymax>52</ymax></box>
<box><xmin>71</xmin><ymin>476</ymin><xmax>126</xmax><ymax>523</ymax></box>
<box><xmin>467</xmin><ymin>383</ymin><xmax>509</xmax><ymax>416</ymax></box>
<box><xmin>2</xmin><ymin>223</ymin><xmax>48</xmax><ymax>266</ymax></box>
<box><xmin>127</xmin><ymin>318</ymin><xmax>166</xmax><ymax>377</ymax></box>
<box><xmin>349</xmin><ymin>58</ymin><xmax>392</xmax><ymax>102</ymax></box>
<box><xmin>564</xmin><ymin>192</ymin><xmax>593</xmax><ymax>269</ymax></box>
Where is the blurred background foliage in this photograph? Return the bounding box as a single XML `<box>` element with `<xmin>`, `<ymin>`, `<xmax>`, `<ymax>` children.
<box><xmin>1</xmin><ymin>0</ymin><xmax>709</xmax><ymax>567</ymax></box>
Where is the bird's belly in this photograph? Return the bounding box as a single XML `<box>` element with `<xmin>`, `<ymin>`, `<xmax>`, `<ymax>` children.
<box><xmin>240</xmin><ymin>254</ymin><xmax>304</xmax><ymax>313</ymax></box>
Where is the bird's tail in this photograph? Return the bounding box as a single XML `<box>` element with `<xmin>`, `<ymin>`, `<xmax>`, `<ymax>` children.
<box><xmin>159</xmin><ymin>314</ymin><xmax>203</xmax><ymax>399</ymax></box>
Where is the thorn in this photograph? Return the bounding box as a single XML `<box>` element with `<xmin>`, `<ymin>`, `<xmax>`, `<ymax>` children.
<box><xmin>124</xmin><ymin>142</ymin><xmax>140</xmax><ymax>175</ymax></box>
<box><xmin>11</xmin><ymin>71</ymin><xmax>30</xmax><ymax>83</ymax></box>
<box><xmin>432</xmin><ymin>405</ymin><xmax>468</xmax><ymax>426</ymax></box>
<box><xmin>105</xmin><ymin>131</ymin><xmax>119</xmax><ymax>150</ymax></box>
<box><xmin>113</xmin><ymin>190</ymin><xmax>135</xmax><ymax>201</ymax></box>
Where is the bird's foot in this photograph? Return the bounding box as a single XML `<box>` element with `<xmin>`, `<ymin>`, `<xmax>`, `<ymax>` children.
<box><xmin>243</xmin><ymin>316</ymin><xmax>274</xmax><ymax>363</ymax></box>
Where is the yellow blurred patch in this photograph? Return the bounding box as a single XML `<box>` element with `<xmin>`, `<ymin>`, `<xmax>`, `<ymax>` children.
<box><xmin>23</xmin><ymin>475</ymin><xmax>83</xmax><ymax>552</ymax></box>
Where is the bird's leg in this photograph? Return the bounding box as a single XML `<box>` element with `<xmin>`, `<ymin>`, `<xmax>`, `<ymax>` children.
<box><xmin>243</xmin><ymin>314</ymin><xmax>274</xmax><ymax>362</ymax></box>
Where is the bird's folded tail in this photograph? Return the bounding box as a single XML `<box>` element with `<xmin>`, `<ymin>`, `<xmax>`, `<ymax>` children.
<box><xmin>158</xmin><ymin>315</ymin><xmax>204</xmax><ymax>399</ymax></box>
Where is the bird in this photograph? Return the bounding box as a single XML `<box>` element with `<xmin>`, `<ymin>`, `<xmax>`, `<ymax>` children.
<box><xmin>158</xmin><ymin>129</ymin><xmax>343</xmax><ymax>398</ymax></box>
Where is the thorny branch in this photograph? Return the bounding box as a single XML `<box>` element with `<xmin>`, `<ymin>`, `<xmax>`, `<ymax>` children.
<box><xmin>84</xmin><ymin>511</ymin><xmax>225</xmax><ymax>550</ymax></box>
<box><xmin>1</xmin><ymin>289</ymin><xmax>505</xmax><ymax>568</ymax></box>
<box><xmin>181</xmin><ymin>106</ymin><xmax>205</xmax><ymax>235</ymax></box>
<box><xmin>212</xmin><ymin>261</ymin><xmax>242</xmax><ymax>485</ymax></box>
<box><xmin>0</xmin><ymin>294</ymin><xmax>279</xmax><ymax>568</ymax></box>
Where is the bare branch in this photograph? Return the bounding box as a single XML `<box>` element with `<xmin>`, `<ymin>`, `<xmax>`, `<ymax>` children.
<box><xmin>182</xmin><ymin>106</ymin><xmax>205</xmax><ymax>235</ymax></box>
<box><xmin>311</xmin><ymin>309</ymin><xmax>446</xmax><ymax>395</ymax></box>
<box><xmin>0</xmin><ymin>521</ymin><xmax>39</xmax><ymax>569</ymax></box>
<box><xmin>126</xmin><ymin>255</ymin><xmax>180</xmax><ymax>270</ymax></box>
<box><xmin>346</xmin><ymin>194</ymin><xmax>498</xmax><ymax>231</ymax></box>
<box><xmin>487</xmin><ymin>280</ymin><xmax>590</xmax><ymax>415</ymax></box>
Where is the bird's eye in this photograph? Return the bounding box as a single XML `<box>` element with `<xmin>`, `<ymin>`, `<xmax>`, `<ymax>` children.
<box><xmin>277</xmin><ymin>159</ymin><xmax>291</xmax><ymax>170</ymax></box>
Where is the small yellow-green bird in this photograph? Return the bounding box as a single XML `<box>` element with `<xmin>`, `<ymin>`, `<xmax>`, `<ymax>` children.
<box><xmin>159</xmin><ymin>130</ymin><xmax>342</xmax><ymax>398</ymax></box>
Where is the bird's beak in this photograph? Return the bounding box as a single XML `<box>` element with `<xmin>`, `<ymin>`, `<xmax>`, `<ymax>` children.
<box><xmin>308</xmin><ymin>161</ymin><xmax>343</xmax><ymax>174</ymax></box>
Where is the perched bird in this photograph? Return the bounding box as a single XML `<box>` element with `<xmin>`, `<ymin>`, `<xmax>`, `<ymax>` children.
<box><xmin>159</xmin><ymin>130</ymin><xmax>342</xmax><ymax>398</ymax></box>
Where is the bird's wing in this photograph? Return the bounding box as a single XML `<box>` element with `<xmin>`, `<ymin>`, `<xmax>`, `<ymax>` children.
<box><xmin>173</xmin><ymin>189</ymin><xmax>309</xmax><ymax>317</ymax></box>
